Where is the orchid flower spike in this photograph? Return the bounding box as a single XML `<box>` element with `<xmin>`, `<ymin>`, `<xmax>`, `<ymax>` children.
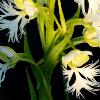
<box><xmin>0</xmin><ymin>46</ymin><xmax>19</xmax><ymax>86</ymax></box>
<box><xmin>0</xmin><ymin>0</ymin><xmax>38</xmax><ymax>42</ymax></box>
<box><xmin>62</xmin><ymin>50</ymin><xmax>100</xmax><ymax>99</ymax></box>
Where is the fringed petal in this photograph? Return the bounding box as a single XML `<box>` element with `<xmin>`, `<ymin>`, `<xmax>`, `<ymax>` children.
<box><xmin>0</xmin><ymin>0</ymin><xmax>30</xmax><ymax>42</ymax></box>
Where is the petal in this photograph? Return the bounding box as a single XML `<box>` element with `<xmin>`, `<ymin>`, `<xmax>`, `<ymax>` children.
<box><xmin>0</xmin><ymin>63</ymin><xmax>10</xmax><ymax>87</ymax></box>
<box><xmin>78</xmin><ymin>60</ymin><xmax>100</xmax><ymax>81</ymax></box>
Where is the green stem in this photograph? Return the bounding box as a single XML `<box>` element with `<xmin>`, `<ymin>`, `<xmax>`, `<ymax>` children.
<box><xmin>19</xmin><ymin>57</ymin><xmax>37</xmax><ymax>66</ymax></box>
<box><xmin>58</xmin><ymin>0</ymin><xmax>66</xmax><ymax>33</ymax></box>
<box><xmin>66</xmin><ymin>18</ymin><xmax>94</xmax><ymax>29</ymax></box>
<box><xmin>17</xmin><ymin>53</ymin><xmax>32</xmax><ymax>59</ymax></box>
<box><xmin>66</xmin><ymin>36</ymin><xmax>85</xmax><ymax>49</ymax></box>
<box><xmin>69</xmin><ymin>41</ymin><xmax>76</xmax><ymax>50</ymax></box>
<box><xmin>37</xmin><ymin>58</ymin><xmax>44</xmax><ymax>65</ymax></box>
<box><xmin>49</xmin><ymin>0</ymin><xmax>56</xmax><ymax>13</ymax></box>
<box><xmin>19</xmin><ymin>57</ymin><xmax>53</xmax><ymax>100</ymax></box>
<box><xmin>52</xmin><ymin>18</ymin><xmax>89</xmax><ymax>47</ymax></box>
<box><xmin>51</xmin><ymin>31</ymin><xmax>62</xmax><ymax>47</ymax></box>
<box><xmin>72</xmin><ymin>36</ymin><xmax>84</xmax><ymax>46</ymax></box>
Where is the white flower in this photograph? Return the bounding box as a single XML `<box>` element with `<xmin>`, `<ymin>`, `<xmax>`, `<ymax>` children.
<box><xmin>62</xmin><ymin>50</ymin><xmax>100</xmax><ymax>98</ymax></box>
<box><xmin>74</xmin><ymin>0</ymin><xmax>100</xmax><ymax>16</ymax></box>
<box><xmin>0</xmin><ymin>0</ymin><xmax>38</xmax><ymax>42</ymax></box>
<box><xmin>63</xmin><ymin>60</ymin><xmax>100</xmax><ymax>99</ymax></box>
<box><xmin>75</xmin><ymin>0</ymin><xmax>100</xmax><ymax>27</ymax></box>
<box><xmin>74</xmin><ymin>0</ymin><xmax>100</xmax><ymax>26</ymax></box>
<box><xmin>84</xmin><ymin>0</ymin><xmax>100</xmax><ymax>27</ymax></box>
<box><xmin>0</xmin><ymin>46</ymin><xmax>18</xmax><ymax>86</ymax></box>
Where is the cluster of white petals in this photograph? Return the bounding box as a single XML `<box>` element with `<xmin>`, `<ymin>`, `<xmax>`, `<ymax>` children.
<box><xmin>63</xmin><ymin>60</ymin><xmax>100</xmax><ymax>99</ymax></box>
<box><xmin>75</xmin><ymin>0</ymin><xmax>100</xmax><ymax>28</ymax></box>
<box><xmin>0</xmin><ymin>46</ymin><xmax>18</xmax><ymax>86</ymax></box>
<box><xmin>0</xmin><ymin>0</ymin><xmax>34</xmax><ymax>42</ymax></box>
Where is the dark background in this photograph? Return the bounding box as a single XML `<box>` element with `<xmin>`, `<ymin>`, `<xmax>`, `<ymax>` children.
<box><xmin>0</xmin><ymin>0</ymin><xmax>100</xmax><ymax>100</ymax></box>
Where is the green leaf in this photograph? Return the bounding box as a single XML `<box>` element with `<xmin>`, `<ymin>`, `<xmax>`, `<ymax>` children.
<box><xmin>37</xmin><ymin>14</ymin><xmax>46</xmax><ymax>50</ymax></box>
<box><xmin>39</xmin><ymin>10</ymin><xmax>54</xmax><ymax>50</ymax></box>
<box><xmin>24</xmin><ymin>31</ymin><xmax>40</xmax><ymax>90</ymax></box>
<box><xmin>24</xmin><ymin>33</ymin><xmax>33</xmax><ymax>59</ymax></box>
<box><xmin>30</xmin><ymin>64</ymin><xmax>53</xmax><ymax>100</ymax></box>
<box><xmin>65</xmin><ymin>36</ymin><xmax>84</xmax><ymax>50</ymax></box>
<box><xmin>26</xmin><ymin>68</ymin><xmax>37</xmax><ymax>100</ymax></box>
<box><xmin>24</xmin><ymin>32</ymin><xmax>38</xmax><ymax>100</ymax></box>
<box><xmin>58</xmin><ymin>0</ymin><xmax>66</xmax><ymax>33</ymax></box>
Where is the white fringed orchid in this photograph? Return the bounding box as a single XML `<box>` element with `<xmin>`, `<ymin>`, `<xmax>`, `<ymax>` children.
<box><xmin>62</xmin><ymin>50</ymin><xmax>100</xmax><ymax>98</ymax></box>
<box><xmin>0</xmin><ymin>46</ymin><xmax>18</xmax><ymax>86</ymax></box>
<box><xmin>0</xmin><ymin>0</ymin><xmax>38</xmax><ymax>42</ymax></box>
